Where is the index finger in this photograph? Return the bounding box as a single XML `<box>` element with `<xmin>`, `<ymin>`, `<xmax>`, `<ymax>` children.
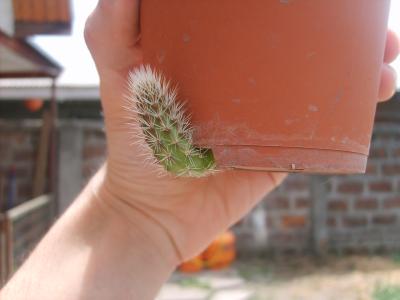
<box><xmin>384</xmin><ymin>30</ymin><xmax>400</xmax><ymax>64</ymax></box>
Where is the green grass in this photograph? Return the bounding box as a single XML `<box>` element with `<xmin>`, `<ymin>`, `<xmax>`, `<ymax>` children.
<box><xmin>236</xmin><ymin>261</ymin><xmax>272</xmax><ymax>282</ymax></box>
<box><xmin>177</xmin><ymin>277</ymin><xmax>211</xmax><ymax>290</ymax></box>
<box><xmin>373</xmin><ymin>284</ymin><xmax>400</xmax><ymax>300</ymax></box>
<box><xmin>391</xmin><ymin>253</ymin><xmax>400</xmax><ymax>265</ymax></box>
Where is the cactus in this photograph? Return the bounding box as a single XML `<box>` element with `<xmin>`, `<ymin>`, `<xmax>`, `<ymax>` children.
<box><xmin>128</xmin><ymin>66</ymin><xmax>216</xmax><ymax>177</ymax></box>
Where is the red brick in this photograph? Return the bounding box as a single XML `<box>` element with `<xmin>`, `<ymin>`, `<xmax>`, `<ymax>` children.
<box><xmin>393</xmin><ymin>148</ymin><xmax>400</xmax><ymax>158</ymax></box>
<box><xmin>328</xmin><ymin>200</ymin><xmax>348</xmax><ymax>212</ymax></box>
<box><xmin>84</xmin><ymin>130</ymin><xmax>105</xmax><ymax>140</ymax></box>
<box><xmin>14</xmin><ymin>149</ymin><xmax>36</xmax><ymax>161</ymax></box>
<box><xmin>383</xmin><ymin>197</ymin><xmax>400</xmax><ymax>209</ymax></box>
<box><xmin>284</xmin><ymin>180</ymin><xmax>308</xmax><ymax>191</ymax></box>
<box><xmin>0</xmin><ymin>146</ymin><xmax>8</xmax><ymax>158</ymax></box>
<box><xmin>266</xmin><ymin>196</ymin><xmax>289</xmax><ymax>210</ymax></box>
<box><xmin>83</xmin><ymin>165</ymin><xmax>96</xmax><ymax>178</ymax></box>
<box><xmin>343</xmin><ymin>247</ymin><xmax>370</xmax><ymax>255</ymax></box>
<box><xmin>355</xmin><ymin>198</ymin><xmax>378</xmax><ymax>210</ymax></box>
<box><xmin>365</xmin><ymin>164</ymin><xmax>378</xmax><ymax>175</ymax></box>
<box><xmin>12</xmin><ymin>166</ymin><xmax>34</xmax><ymax>179</ymax></box>
<box><xmin>295</xmin><ymin>197</ymin><xmax>310</xmax><ymax>209</ymax></box>
<box><xmin>369</xmin><ymin>181</ymin><xmax>392</xmax><ymax>192</ymax></box>
<box><xmin>377</xmin><ymin>132</ymin><xmax>398</xmax><ymax>141</ymax></box>
<box><xmin>327</xmin><ymin>217</ymin><xmax>336</xmax><ymax>228</ymax></box>
<box><xmin>281</xmin><ymin>215</ymin><xmax>306</xmax><ymax>229</ymax></box>
<box><xmin>337</xmin><ymin>182</ymin><xmax>363</xmax><ymax>194</ymax></box>
<box><xmin>17</xmin><ymin>183</ymin><xmax>32</xmax><ymax>198</ymax></box>
<box><xmin>83</xmin><ymin>146</ymin><xmax>106</xmax><ymax>159</ymax></box>
<box><xmin>382</xmin><ymin>164</ymin><xmax>400</xmax><ymax>175</ymax></box>
<box><xmin>266</xmin><ymin>216</ymin><xmax>274</xmax><ymax>227</ymax></box>
<box><xmin>3</xmin><ymin>132</ymin><xmax>29</xmax><ymax>145</ymax></box>
<box><xmin>325</xmin><ymin>181</ymin><xmax>333</xmax><ymax>192</ymax></box>
<box><xmin>372</xmin><ymin>214</ymin><xmax>397</xmax><ymax>225</ymax></box>
<box><xmin>343</xmin><ymin>216</ymin><xmax>367</xmax><ymax>227</ymax></box>
<box><xmin>369</xmin><ymin>148</ymin><xmax>387</xmax><ymax>158</ymax></box>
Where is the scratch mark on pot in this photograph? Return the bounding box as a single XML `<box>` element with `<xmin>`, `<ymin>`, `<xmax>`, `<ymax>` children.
<box><xmin>285</xmin><ymin>119</ymin><xmax>293</xmax><ymax>126</ymax></box>
<box><xmin>248</xmin><ymin>78</ymin><xmax>257</xmax><ymax>86</ymax></box>
<box><xmin>307</xmin><ymin>51</ymin><xmax>317</xmax><ymax>59</ymax></box>
<box><xmin>308</xmin><ymin>104</ymin><xmax>318</xmax><ymax>112</ymax></box>
<box><xmin>308</xmin><ymin>127</ymin><xmax>317</xmax><ymax>140</ymax></box>
<box><xmin>335</xmin><ymin>89</ymin><xmax>344</xmax><ymax>102</ymax></box>
<box><xmin>284</xmin><ymin>118</ymin><xmax>301</xmax><ymax>126</ymax></box>
<box><xmin>331</xmin><ymin>136</ymin><xmax>336</xmax><ymax>142</ymax></box>
<box><xmin>182</xmin><ymin>33</ymin><xmax>191</xmax><ymax>43</ymax></box>
<box><xmin>232</xmin><ymin>98</ymin><xmax>241</xmax><ymax>104</ymax></box>
<box><xmin>341</xmin><ymin>136</ymin><xmax>350</xmax><ymax>144</ymax></box>
<box><xmin>279</xmin><ymin>0</ymin><xmax>292</xmax><ymax>4</ymax></box>
<box><xmin>157</xmin><ymin>50</ymin><xmax>166</xmax><ymax>64</ymax></box>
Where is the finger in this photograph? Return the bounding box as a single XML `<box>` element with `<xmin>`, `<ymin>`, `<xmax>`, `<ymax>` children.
<box><xmin>384</xmin><ymin>30</ymin><xmax>400</xmax><ymax>64</ymax></box>
<box><xmin>97</xmin><ymin>0</ymin><xmax>141</xmax><ymax>45</ymax></box>
<box><xmin>378</xmin><ymin>64</ymin><xmax>397</xmax><ymax>102</ymax></box>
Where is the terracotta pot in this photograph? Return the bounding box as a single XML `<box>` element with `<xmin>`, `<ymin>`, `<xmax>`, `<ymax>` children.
<box><xmin>141</xmin><ymin>0</ymin><xmax>391</xmax><ymax>173</ymax></box>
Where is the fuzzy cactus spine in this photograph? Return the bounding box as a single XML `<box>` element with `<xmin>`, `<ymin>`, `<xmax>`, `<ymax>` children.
<box><xmin>129</xmin><ymin>66</ymin><xmax>216</xmax><ymax>177</ymax></box>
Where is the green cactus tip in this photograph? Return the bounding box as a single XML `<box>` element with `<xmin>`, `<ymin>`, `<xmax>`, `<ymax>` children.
<box><xmin>128</xmin><ymin>66</ymin><xmax>216</xmax><ymax>177</ymax></box>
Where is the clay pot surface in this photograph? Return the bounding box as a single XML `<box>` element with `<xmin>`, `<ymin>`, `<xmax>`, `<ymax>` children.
<box><xmin>141</xmin><ymin>0</ymin><xmax>391</xmax><ymax>173</ymax></box>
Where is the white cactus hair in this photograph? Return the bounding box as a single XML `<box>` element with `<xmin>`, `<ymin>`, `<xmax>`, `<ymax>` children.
<box><xmin>128</xmin><ymin>65</ymin><xmax>193</xmax><ymax>142</ymax></box>
<box><xmin>124</xmin><ymin>65</ymin><xmax>216</xmax><ymax>177</ymax></box>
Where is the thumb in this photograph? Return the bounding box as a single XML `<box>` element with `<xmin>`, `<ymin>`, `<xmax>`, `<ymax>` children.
<box><xmin>96</xmin><ymin>0</ymin><xmax>141</xmax><ymax>45</ymax></box>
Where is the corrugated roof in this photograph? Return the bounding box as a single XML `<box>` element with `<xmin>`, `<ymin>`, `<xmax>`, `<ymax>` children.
<box><xmin>12</xmin><ymin>0</ymin><xmax>72</xmax><ymax>36</ymax></box>
<box><xmin>13</xmin><ymin>0</ymin><xmax>70</xmax><ymax>23</ymax></box>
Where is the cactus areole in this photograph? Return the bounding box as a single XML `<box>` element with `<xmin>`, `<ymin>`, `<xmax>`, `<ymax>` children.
<box><xmin>129</xmin><ymin>66</ymin><xmax>216</xmax><ymax>177</ymax></box>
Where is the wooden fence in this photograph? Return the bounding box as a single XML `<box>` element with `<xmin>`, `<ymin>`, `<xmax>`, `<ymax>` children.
<box><xmin>0</xmin><ymin>195</ymin><xmax>53</xmax><ymax>285</ymax></box>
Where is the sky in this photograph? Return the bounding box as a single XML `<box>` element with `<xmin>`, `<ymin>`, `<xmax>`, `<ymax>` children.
<box><xmin>31</xmin><ymin>0</ymin><xmax>400</xmax><ymax>87</ymax></box>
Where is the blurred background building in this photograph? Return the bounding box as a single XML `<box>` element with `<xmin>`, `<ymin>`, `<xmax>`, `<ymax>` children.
<box><xmin>0</xmin><ymin>0</ymin><xmax>71</xmax><ymax>283</ymax></box>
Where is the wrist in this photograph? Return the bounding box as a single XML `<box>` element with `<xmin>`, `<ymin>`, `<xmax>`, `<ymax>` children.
<box><xmin>2</xmin><ymin>165</ymin><xmax>177</xmax><ymax>300</ymax></box>
<box><xmin>78</xmin><ymin>166</ymin><xmax>179</xmax><ymax>299</ymax></box>
<box><xmin>89</xmin><ymin>165</ymin><xmax>180</xmax><ymax>267</ymax></box>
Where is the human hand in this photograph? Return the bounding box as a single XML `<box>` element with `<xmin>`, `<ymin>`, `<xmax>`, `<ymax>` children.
<box><xmin>380</xmin><ymin>30</ymin><xmax>399</xmax><ymax>101</ymax></box>
<box><xmin>84</xmin><ymin>0</ymin><xmax>399</xmax><ymax>267</ymax></box>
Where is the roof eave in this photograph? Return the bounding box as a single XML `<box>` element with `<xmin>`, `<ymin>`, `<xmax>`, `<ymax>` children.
<box><xmin>0</xmin><ymin>30</ymin><xmax>62</xmax><ymax>79</ymax></box>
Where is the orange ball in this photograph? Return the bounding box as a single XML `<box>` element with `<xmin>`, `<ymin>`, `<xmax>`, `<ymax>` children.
<box><xmin>23</xmin><ymin>98</ymin><xmax>44</xmax><ymax>112</ymax></box>
<box><xmin>178</xmin><ymin>255</ymin><xmax>204</xmax><ymax>273</ymax></box>
<box><xmin>203</xmin><ymin>231</ymin><xmax>236</xmax><ymax>270</ymax></box>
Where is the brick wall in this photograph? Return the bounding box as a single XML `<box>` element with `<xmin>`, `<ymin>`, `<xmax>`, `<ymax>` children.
<box><xmin>82</xmin><ymin>128</ymin><xmax>106</xmax><ymax>184</ymax></box>
<box><xmin>234</xmin><ymin>123</ymin><xmax>400</xmax><ymax>255</ymax></box>
<box><xmin>234</xmin><ymin>100</ymin><xmax>400</xmax><ymax>255</ymax></box>
<box><xmin>76</xmin><ymin>108</ymin><xmax>400</xmax><ymax>254</ymax></box>
<box><xmin>60</xmin><ymin>99</ymin><xmax>400</xmax><ymax>254</ymax></box>
<box><xmin>0</xmin><ymin>121</ymin><xmax>42</xmax><ymax>208</ymax></box>
<box><xmin>326</xmin><ymin>122</ymin><xmax>400</xmax><ymax>254</ymax></box>
<box><xmin>1</xmin><ymin>98</ymin><xmax>400</xmax><ymax>255</ymax></box>
<box><xmin>234</xmin><ymin>175</ymin><xmax>313</xmax><ymax>255</ymax></box>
